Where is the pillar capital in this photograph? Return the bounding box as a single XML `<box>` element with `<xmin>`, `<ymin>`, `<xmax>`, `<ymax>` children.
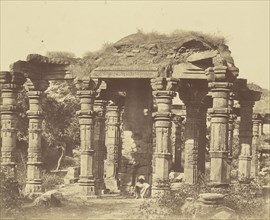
<box><xmin>0</xmin><ymin>71</ymin><xmax>26</xmax><ymax>88</ymax></box>
<box><xmin>236</xmin><ymin>79</ymin><xmax>261</xmax><ymax>104</ymax></box>
<box><xmin>74</xmin><ymin>77</ymin><xmax>101</xmax><ymax>91</ymax></box>
<box><xmin>25</xmin><ymin>79</ymin><xmax>49</xmax><ymax>92</ymax></box>
<box><xmin>205</xmin><ymin>65</ymin><xmax>238</xmax><ymax>83</ymax></box>
<box><xmin>94</xmin><ymin>100</ymin><xmax>108</xmax><ymax>117</ymax></box>
<box><xmin>150</xmin><ymin>77</ymin><xmax>179</xmax><ymax>92</ymax></box>
<box><xmin>178</xmin><ymin>80</ymin><xmax>209</xmax><ymax>113</ymax></box>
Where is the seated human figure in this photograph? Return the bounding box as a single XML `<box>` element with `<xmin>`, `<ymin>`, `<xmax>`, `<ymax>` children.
<box><xmin>135</xmin><ymin>175</ymin><xmax>150</xmax><ymax>199</ymax></box>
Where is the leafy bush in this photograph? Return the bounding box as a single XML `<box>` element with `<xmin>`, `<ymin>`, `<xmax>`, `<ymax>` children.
<box><xmin>42</xmin><ymin>173</ymin><xmax>64</xmax><ymax>191</ymax></box>
<box><xmin>135</xmin><ymin>180</ymin><xmax>267</xmax><ymax>219</ymax></box>
<box><xmin>0</xmin><ymin>171</ymin><xmax>23</xmax><ymax>216</ymax></box>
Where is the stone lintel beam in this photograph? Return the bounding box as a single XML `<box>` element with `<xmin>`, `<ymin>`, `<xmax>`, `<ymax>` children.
<box><xmin>9</xmin><ymin>54</ymin><xmax>73</xmax><ymax>81</ymax></box>
<box><xmin>92</xmin><ymin>66</ymin><xmax>159</xmax><ymax>79</ymax></box>
<box><xmin>0</xmin><ymin>71</ymin><xmax>26</xmax><ymax>179</ymax></box>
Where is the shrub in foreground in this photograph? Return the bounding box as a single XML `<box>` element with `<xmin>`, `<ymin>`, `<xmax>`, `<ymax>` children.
<box><xmin>0</xmin><ymin>171</ymin><xmax>22</xmax><ymax>216</ymax></box>
<box><xmin>136</xmin><ymin>181</ymin><xmax>267</xmax><ymax>219</ymax></box>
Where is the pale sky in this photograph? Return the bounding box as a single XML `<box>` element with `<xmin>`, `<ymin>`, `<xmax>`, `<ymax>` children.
<box><xmin>1</xmin><ymin>1</ymin><xmax>269</xmax><ymax>88</ymax></box>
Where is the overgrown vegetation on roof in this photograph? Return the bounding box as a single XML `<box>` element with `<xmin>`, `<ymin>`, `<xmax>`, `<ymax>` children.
<box><xmin>67</xmin><ymin>29</ymin><xmax>227</xmax><ymax>77</ymax></box>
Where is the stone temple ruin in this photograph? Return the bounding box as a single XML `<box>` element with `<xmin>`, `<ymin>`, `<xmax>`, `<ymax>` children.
<box><xmin>0</xmin><ymin>32</ymin><xmax>268</xmax><ymax>198</ymax></box>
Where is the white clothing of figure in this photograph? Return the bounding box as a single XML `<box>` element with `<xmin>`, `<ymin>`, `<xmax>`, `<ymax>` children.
<box><xmin>135</xmin><ymin>175</ymin><xmax>150</xmax><ymax>199</ymax></box>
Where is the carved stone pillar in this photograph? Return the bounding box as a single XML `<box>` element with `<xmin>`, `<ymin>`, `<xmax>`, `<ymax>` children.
<box><xmin>197</xmin><ymin>105</ymin><xmax>208</xmax><ymax>176</ymax></box>
<box><xmin>227</xmin><ymin>92</ymin><xmax>237</xmax><ymax>182</ymax></box>
<box><xmin>25</xmin><ymin>79</ymin><xmax>49</xmax><ymax>194</ymax></box>
<box><xmin>93</xmin><ymin>99</ymin><xmax>107</xmax><ymax>191</ymax></box>
<box><xmin>179</xmin><ymin>80</ymin><xmax>208</xmax><ymax>184</ymax></box>
<box><xmin>151</xmin><ymin>77</ymin><xmax>178</xmax><ymax>193</ymax></box>
<box><xmin>0</xmin><ymin>71</ymin><xmax>26</xmax><ymax>179</ymax></box>
<box><xmin>260</xmin><ymin>121</ymin><xmax>264</xmax><ymax>135</ymax></box>
<box><xmin>171</xmin><ymin>115</ymin><xmax>183</xmax><ymax>172</ymax></box>
<box><xmin>104</xmin><ymin>104</ymin><xmax>121</xmax><ymax>193</ymax></box>
<box><xmin>75</xmin><ymin>78</ymin><xmax>99</xmax><ymax>196</ymax></box>
<box><xmin>251</xmin><ymin>114</ymin><xmax>260</xmax><ymax>177</ymax></box>
<box><xmin>205</xmin><ymin>65</ymin><xmax>238</xmax><ymax>185</ymax></box>
<box><xmin>237</xmin><ymin>79</ymin><xmax>261</xmax><ymax>182</ymax></box>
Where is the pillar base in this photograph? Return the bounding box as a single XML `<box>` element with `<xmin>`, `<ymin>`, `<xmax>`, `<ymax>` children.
<box><xmin>79</xmin><ymin>179</ymin><xmax>97</xmax><ymax>196</ymax></box>
<box><xmin>238</xmin><ymin>156</ymin><xmax>252</xmax><ymax>182</ymax></box>
<box><xmin>209</xmin><ymin>151</ymin><xmax>230</xmax><ymax>185</ymax></box>
<box><xmin>251</xmin><ymin>153</ymin><xmax>259</xmax><ymax>178</ymax></box>
<box><xmin>25</xmin><ymin>180</ymin><xmax>43</xmax><ymax>194</ymax></box>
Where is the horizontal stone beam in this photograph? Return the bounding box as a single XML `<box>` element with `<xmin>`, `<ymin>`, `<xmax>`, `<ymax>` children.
<box><xmin>9</xmin><ymin>60</ymin><xmax>73</xmax><ymax>81</ymax></box>
<box><xmin>92</xmin><ymin>66</ymin><xmax>159</xmax><ymax>79</ymax></box>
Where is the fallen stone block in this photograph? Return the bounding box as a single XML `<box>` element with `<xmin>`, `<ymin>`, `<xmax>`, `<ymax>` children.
<box><xmin>33</xmin><ymin>190</ymin><xmax>63</xmax><ymax>207</ymax></box>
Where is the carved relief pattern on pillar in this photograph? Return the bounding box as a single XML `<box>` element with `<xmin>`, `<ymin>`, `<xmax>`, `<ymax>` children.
<box><xmin>150</xmin><ymin>76</ymin><xmax>178</xmax><ymax>190</ymax></box>
<box><xmin>0</xmin><ymin>71</ymin><xmax>26</xmax><ymax>179</ymax></box>
<box><xmin>178</xmin><ymin>80</ymin><xmax>208</xmax><ymax>184</ymax></box>
<box><xmin>75</xmin><ymin>77</ymin><xmax>100</xmax><ymax>196</ymax></box>
<box><xmin>237</xmin><ymin>78</ymin><xmax>261</xmax><ymax>181</ymax></box>
<box><xmin>251</xmin><ymin>114</ymin><xmax>260</xmax><ymax>177</ymax></box>
<box><xmin>25</xmin><ymin>79</ymin><xmax>49</xmax><ymax>193</ymax></box>
<box><xmin>205</xmin><ymin>62</ymin><xmax>239</xmax><ymax>185</ymax></box>
<box><xmin>93</xmin><ymin>99</ymin><xmax>107</xmax><ymax>190</ymax></box>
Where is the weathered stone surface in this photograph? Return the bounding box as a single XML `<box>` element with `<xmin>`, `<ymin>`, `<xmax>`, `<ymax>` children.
<box><xmin>187</xmin><ymin>50</ymin><xmax>217</xmax><ymax>63</ymax></box>
<box><xmin>33</xmin><ymin>190</ymin><xmax>63</xmax><ymax>207</ymax></box>
<box><xmin>209</xmin><ymin>207</ymin><xmax>236</xmax><ymax>220</ymax></box>
<box><xmin>104</xmin><ymin>105</ymin><xmax>121</xmax><ymax>193</ymax></box>
<box><xmin>169</xmin><ymin>172</ymin><xmax>184</xmax><ymax>182</ymax></box>
<box><xmin>125</xmin><ymin>52</ymin><xmax>135</xmax><ymax>57</ymax></box>
<box><xmin>146</xmin><ymin>43</ymin><xmax>157</xmax><ymax>50</ymax></box>
<box><xmin>64</xmin><ymin>166</ymin><xmax>80</xmax><ymax>184</ymax></box>
<box><xmin>76</xmin><ymin>83</ymin><xmax>97</xmax><ymax>196</ymax></box>
<box><xmin>132</xmin><ymin>49</ymin><xmax>140</xmax><ymax>53</ymax></box>
<box><xmin>200</xmin><ymin>193</ymin><xmax>225</xmax><ymax>201</ymax></box>
<box><xmin>0</xmin><ymin>71</ymin><xmax>26</xmax><ymax>179</ymax></box>
<box><xmin>25</xmin><ymin>79</ymin><xmax>49</xmax><ymax>194</ymax></box>
<box><xmin>149</xmin><ymin>50</ymin><xmax>157</xmax><ymax>56</ymax></box>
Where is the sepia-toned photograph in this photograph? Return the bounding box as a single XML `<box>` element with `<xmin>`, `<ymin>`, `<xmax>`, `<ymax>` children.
<box><xmin>0</xmin><ymin>1</ymin><xmax>269</xmax><ymax>219</ymax></box>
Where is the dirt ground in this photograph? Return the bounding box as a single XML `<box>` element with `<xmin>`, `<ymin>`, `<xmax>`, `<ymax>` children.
<box><xmin>3</xmin><ymin>184</ymin><xmax>146</xmax><ymax>220</ymax></box>
<box><xmin>15</xmin><ymin>198</ymin><xmax>144</xmax><ymax>220</ymax></box>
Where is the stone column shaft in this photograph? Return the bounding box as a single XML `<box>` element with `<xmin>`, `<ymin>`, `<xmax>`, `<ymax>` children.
<box><xmin>104</xmin><ymin>105</ymin><xmax>121</xmax><ymax>192</ymax></box>
<box><xmin>238</xmin><ymin>100</ymin><xmax>254</xmax><ymax>181</ymax></box>
<box><xmin>171</xmin><ymin>116</ymin><xmax>183</xmax><ymax>172</ymax></box>
<box><xmin>151</xmin><ymin>77</ymin><xmax>178</xmax><ymax>193</ymax></box>
<box><xmin>25</xmin><ymin>79</ymin><xmax>49</xmax><ymax>194</ymax></box>
<box><xmin>93</xmin><ymin>100</ymin><xmax>107</xmax><ymax>191</ymax></box>
<box><xmin>0</xmin><ymin>71</ymin><xmax>25</xmax><ymax>179</ymax></box>
<box><xmin>198</xmin><ymin>107</ymin><xmax>207</xmax><ymax>176</ymax></box>
<box><xmin>152</xmin><ymin>91</ymin><xmax>174</xmax><ymax>185</ymax></box>
<box><xmin>184</xmin><ymin>102</ymin><xmax>200</xmax><ymax>184</ymax></box>
<box><xmin>251</xmin><ymin>115</ymin><xmax>260</xmax><ymax>177</ymax></box>
<box><xmin>77</xmin><ymin>90</ymin><xmax>97</xmax><ymax>196</ymax></box>
<box><xmin>179</xmin><ymin>80</ymin><xmax>208</xmax><ymax>184</ymax></box>
<box><xmin>0</xmin><ymin>84</ymin><xmax>19</xmax><ymax>178</ymax></box>
<box><xmin>208</xmin><ymin>82</ymin><xmax>231</xmax><ymax>185</ymax></box>
<box><xmin>227</xmin><ymin>92</ymin><xmax>236</xmax><ymax>182</ymax></box>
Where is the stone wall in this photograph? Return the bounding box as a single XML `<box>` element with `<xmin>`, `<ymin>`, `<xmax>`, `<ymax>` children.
<box><xmin>118</xmin><ymin>79</ymin><xmax>153</xmax><ymax>192</ymax></box>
